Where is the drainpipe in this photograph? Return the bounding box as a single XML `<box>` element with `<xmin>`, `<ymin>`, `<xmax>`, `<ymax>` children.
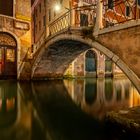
<box><xmin>93</xmin><ymin>0</ymin><xmax>103</xmax><ymax>37</ymax></box>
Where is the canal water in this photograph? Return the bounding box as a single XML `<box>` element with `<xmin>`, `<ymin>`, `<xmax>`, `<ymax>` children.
<box><xmin>0</xmin><ymin>77</ymin><xmax>140</xmax><ymax>140</ymax></box>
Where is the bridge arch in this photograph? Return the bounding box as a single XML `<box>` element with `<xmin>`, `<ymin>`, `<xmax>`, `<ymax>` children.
<box><xmin>32</xmin><ymin>34</ymin><xmax>140</xmax><ymax>93</ymax></box>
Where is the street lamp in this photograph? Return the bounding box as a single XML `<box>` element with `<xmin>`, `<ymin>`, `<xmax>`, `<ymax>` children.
<box><xmin>54</xmin><ymin>4</ymin><xmax>61</xmax><ymax>12</ymax></box>
<box><xmin>53</xmin><ymin>2</ymin><xmax>72</xmax><ymax>27</ymax></box>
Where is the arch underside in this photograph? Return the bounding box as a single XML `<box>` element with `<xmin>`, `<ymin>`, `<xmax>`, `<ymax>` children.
<box><xmin>32</xmin><ymin>35</ymin><xmax>140</xmax><ymax>93</ymax></box>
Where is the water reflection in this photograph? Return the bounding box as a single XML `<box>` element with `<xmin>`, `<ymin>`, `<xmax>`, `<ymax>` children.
<box><xmin>0</xmin><ymin>81</ymin><xmax>17</xmax><ymax>127</ymax></box>
<box><xmin>64</xmin><ymin>78</ymin><xmax>140</xmax><ymax>119</ymax></box>
<box><xmin>0</xmin><ymin>81</ymin><xmax>34</xmax><ymax>140</ymax></box>
<box><xmin>0</xmin><ymin>78</ymin><xmax>140</xmax><ymax>140</ymax></box>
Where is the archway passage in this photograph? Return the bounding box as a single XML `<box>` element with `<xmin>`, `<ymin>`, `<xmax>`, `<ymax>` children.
<box><xmin>0</xmin><ymin>33</ymin><xmax>17</xmax><ymax>78</ymax></box>
<box><xmin>32</xmin><ymin>39</ymin><xmax>91</xmax><ymax>79</ymax></box>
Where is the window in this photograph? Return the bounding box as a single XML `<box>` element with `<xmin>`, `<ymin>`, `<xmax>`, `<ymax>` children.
<box><xmin>108</xmin><ymin>0</ymin><xmax>114</xmax><ymax>9</ymax></box>
<box><xmin>44</xmin><ymin>0</ymin><xmax>46</xmax><ymax>6</ymax></box>
<box><xmin>126</xmin><ymin>6</ymin><xmax>130</xmax><ymax>17</ymax></box>
<box><xmin>105</xmin><ymin>56</ymin><xmax>112</xmax><ymax>72</ymax></box>
<box><xmin>138</xmin><ymin>0</ymin><xmax>140</xmax><ymax>6</ymax></box>
<box><xmin>43</xmin><ymin>15</ymin><xmax>46</xmax><ymax>26</ymax></box>
<box><xmin>39</xmin><ymin>3</ymin><xmax>41</xmax><ymax>13</ymax></box>
<box><xmin>48</xmin><ymin>9</ymin><xmax>51</xmax><ymax>21</ymax></box>
<box><xmin>0</xmin><ymin>0</ymin><xmax>13</xmax><ymax>16</ymax></box>
<box><xmin>35</xmin><ymin>25</ymin><xmax>37</xmax><ymax>33</ymax></box>
<box><xmin>39</xmin><ymin>21</ymin><xmax>41</xmax><ymax>30</ymax></box>
<box><xmin>35</xmin><ymin>9</ymin><xmax>38</xmax><ymax>17</ymax></box>
<box><xmin>6</xmin><ymin>49</ymin><xmax>15</xmax><ymax>62</ymax></box>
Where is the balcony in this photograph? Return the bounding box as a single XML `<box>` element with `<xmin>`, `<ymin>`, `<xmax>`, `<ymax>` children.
<box><xmin>0</xmin><ymin>14</ymin><xmax>30</xmax><ymax>33</ymax></box>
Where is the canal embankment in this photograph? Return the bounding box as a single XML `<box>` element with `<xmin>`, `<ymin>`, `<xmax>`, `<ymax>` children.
<box><xmin>106</xmin><ymin>106</ymin><xmax>140</xmax><ymax>136</ymax></box>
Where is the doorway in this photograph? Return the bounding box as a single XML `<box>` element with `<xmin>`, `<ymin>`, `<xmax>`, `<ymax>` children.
<box><xmin>0</xmin><ymin>33</ymin><xmax>17</xmax><ymax>78</ymax></box>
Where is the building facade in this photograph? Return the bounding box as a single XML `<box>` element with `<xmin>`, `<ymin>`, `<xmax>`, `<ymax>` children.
<box><xmin>0</xmin><ymin>0</ymin><xmax>31</xmax><ymax>78</ymax></box>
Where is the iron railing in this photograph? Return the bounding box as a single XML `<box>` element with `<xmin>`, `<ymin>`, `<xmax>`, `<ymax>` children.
<box><xmin>48</xmin><ymin>11</ymin><xmax>70</xmax><ymax>35</ymax></box>
<box><xmin>48</xmin><ymin>4</ymin><xmax>97</xmax><ymax>36</ymax></box>
<box><xmin>48</xmin><ymin>0</ymin><xmax>139</xmax><ymax>35</ymax></box>
<box><xmin>103</xmin><ymin>0</ymin><xmax>137</xmax><ymax>28</ymax></box>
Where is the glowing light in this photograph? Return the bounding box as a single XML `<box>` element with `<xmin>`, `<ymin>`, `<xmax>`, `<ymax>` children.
<box><xmin>54</xmin><ymin>4</ymin><xmax>61</xmax><ymax>11</ymax></box>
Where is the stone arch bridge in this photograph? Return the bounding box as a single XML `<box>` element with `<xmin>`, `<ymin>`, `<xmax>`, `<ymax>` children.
<box><xmin>29</xmin><ymin>20</ymin><xmax>140</xmax><ymax>93</ymax></box>
<box><xmin>21</xmin><ymin>1</ymin><xmax>140</xmax><ymax>93</ymax></box>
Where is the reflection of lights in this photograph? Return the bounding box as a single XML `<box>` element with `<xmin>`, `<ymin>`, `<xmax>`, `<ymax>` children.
<box><xmin>6</xmin><ymin>98</ymin><xmax>15</xmax><ymax>111</ymax></box>
<box><xmin>129</xmin><ymin>87</ymin><xmax>140</xmax><ymax>107</ymax></box>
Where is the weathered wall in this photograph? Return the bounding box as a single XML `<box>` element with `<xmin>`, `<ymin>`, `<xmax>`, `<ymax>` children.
<box><xmin>97</xmin><ymin>25</ymin><xmax>140</xmax><ymax>78</ymax></box>
<box><xmin>33</xmin><ymin>39</ymin><xmax>123</xmax><ymax>79</ymax></box>
<box><xmin>15</xmin><ymin>0</ymin><xmax>31</xmax><ymax>60</ymax></box>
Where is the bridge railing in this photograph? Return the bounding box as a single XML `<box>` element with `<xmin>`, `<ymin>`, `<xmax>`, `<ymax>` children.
<box><xmin>48</xmin><ymin>4</ymin><xmax>97</xmax><ymax>36</ymax></box>
<box><xmin>48</xmin><ymin>11</ymin><xmax>70</xmax><ymax>36</ymax></box>
<box><xmin>48</xmin><ymin>1</ymin><xmax>139</xmax><ymax>36</ymax></box>
<box><xmin>102</xmin><ymin>0</ymin><xmax>137</xmax><ymax>28</ymax></box>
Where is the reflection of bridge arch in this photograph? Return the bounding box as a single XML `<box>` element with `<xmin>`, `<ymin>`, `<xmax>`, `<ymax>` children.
<box><xmin>32</xmin><ymin>34</ymin><xmax>140</xmax><ymax>93</ymax></box>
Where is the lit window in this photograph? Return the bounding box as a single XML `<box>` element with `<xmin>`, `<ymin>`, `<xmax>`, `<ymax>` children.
<box><xmin>6</xmin><ymin>49</ymin><xmax>15</xmax><ymax>62</ymax></box>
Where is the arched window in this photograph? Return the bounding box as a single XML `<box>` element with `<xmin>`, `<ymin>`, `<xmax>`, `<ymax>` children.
<box><xmin>85</xmin><ymin>50</ymin><xmax>97</xmax><ymax>72</ymax></box>
<box><xmin>0</xmin><ymin>0</ymin><xmax>13</xmax><ymax>16</ymax></box>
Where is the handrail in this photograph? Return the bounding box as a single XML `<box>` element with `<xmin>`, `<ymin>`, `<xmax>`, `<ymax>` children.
<box><xmin>48</xmin><ymin>4</ymin><xmax>97</xmax><ymax>36</ymax></box>
<box><xmin>103</xmin><ymin>0</ymin><xmax>137</xmax><ymax>28</ymax></box>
